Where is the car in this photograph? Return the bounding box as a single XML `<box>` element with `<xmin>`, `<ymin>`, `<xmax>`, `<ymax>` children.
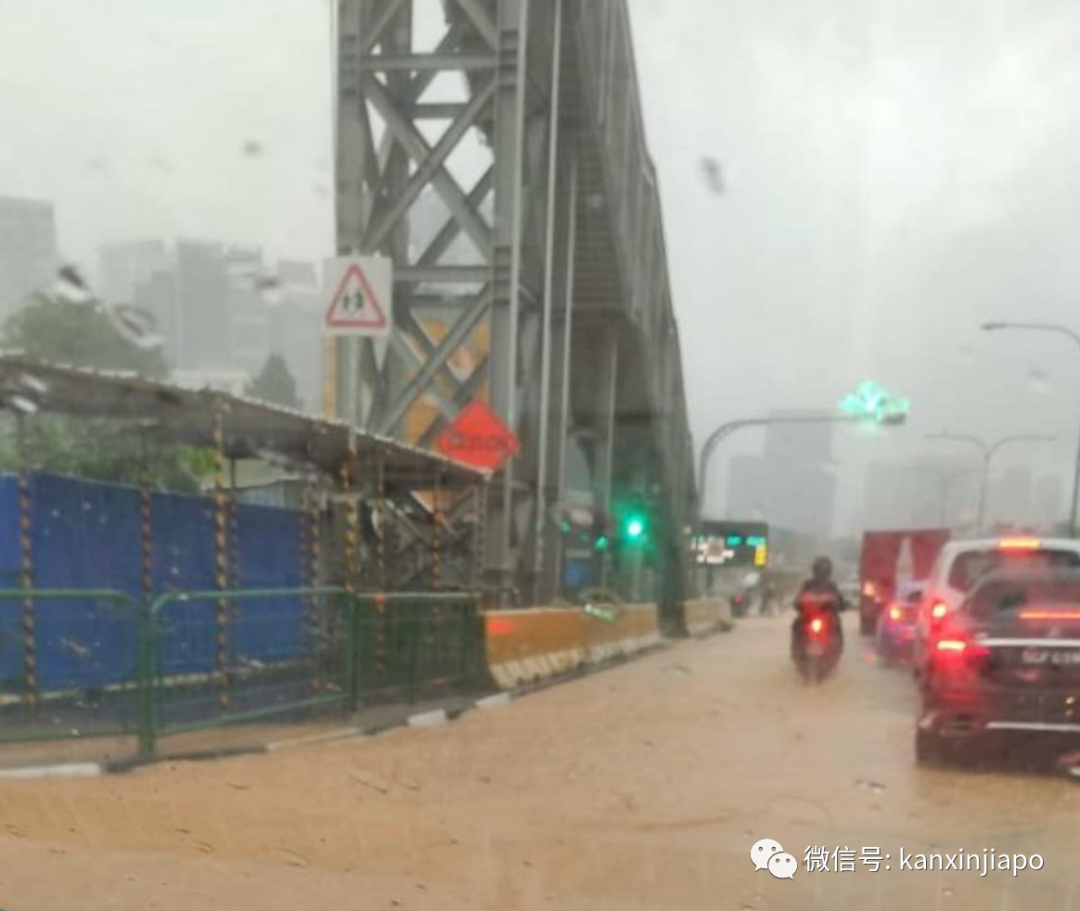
<box><xmin>912</xmin><ymin>536</ymin><xmax>1080</xmax><ymax>676</ymax></box>
<box><xmin>876</xmin><ymin>580</ymin><xmax>925</xmax><ymax>664</ymax></box>
<box><xmin>916</xmin><ymin>566</ymin><xmax>1080</xmax><ymax>765</ymax></box>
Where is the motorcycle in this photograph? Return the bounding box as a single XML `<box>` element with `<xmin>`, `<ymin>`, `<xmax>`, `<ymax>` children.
<box><xmin>792</xmin><ymin>592</ymin><xmax>843</xmax><ymax>683</ymax></box>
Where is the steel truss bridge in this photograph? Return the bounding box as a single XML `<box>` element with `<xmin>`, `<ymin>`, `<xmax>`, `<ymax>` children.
<box><xmin>333</xmin><ymin>0</ymin><xmax>697</xmax><ymax>622</ymax></box>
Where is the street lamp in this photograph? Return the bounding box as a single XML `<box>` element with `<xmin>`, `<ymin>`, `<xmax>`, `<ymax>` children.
<box><xmin>926</xmin><ymin>432</ymin><xmax>1054</xmax><ymax>534</ymax></box>
<box><xmin>982</xmin><ymin>321</ymin><xmax>1080</xmax><ymax>537</ymax></box>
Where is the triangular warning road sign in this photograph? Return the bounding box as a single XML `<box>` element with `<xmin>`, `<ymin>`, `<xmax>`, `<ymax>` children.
<box><xmin>325</xmin><ymin>263</ymin><xmax>388</xmax><ymax>332</ymax></box>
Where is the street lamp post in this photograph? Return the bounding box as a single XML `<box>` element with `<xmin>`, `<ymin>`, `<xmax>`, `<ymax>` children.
<box><xmin>698</xmin><ymin>415</ymin><xmax>840</xmax><ymax>519</ymax></box>
<box><xmin>982</xmin><ymin>321</ymin><xmax>1080</xmax><ymax>537</ymax></box>
<box><xmin>698</xmin><ymin>411</ymin><xmax>906</xmax><ymax>520</ymax></box>
<box><xmin>926</xmin><ymin>432</ymin><xmax>1054</xmax><ymax>534</ymax></box>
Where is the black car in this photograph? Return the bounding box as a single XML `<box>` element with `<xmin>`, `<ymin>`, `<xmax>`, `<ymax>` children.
<box><xmin>916</xmin><ymin>567</ymin><xmax>1080</xmax><ymax>765</ymax></box>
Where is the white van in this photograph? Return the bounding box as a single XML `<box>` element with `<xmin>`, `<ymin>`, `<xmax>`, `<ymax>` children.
<box><xmin>913</xmin><ymin>536</ymin><xmax>1080</xmax><ymax>673</ymax></box>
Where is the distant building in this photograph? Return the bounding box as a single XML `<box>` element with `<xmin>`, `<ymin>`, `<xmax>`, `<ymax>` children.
<box><xmin>223</xmin><ymin>246</ymin><xmax>268</xmax><ymax>379</ymax></box>
<box><xmin>989</xmin><ymin>464</ymin><xmax>1033</xmax><ymax>530</ymax></box>
<box><xmin>1034</xmin><ymin>473</ymin><xmax>1064</xmax><ymax>532</ymax></box>
<box><xmin>118</xmin><ymin>241</ymin><xmax>323</xmax><ymax>410</ymax></box>
<box><xmin>0</xmin><ymin>195</ymin><xmax>57</xmax><ymax>319</ymax></box>
<box><xmin>267</xmin><ymin>259</ymin><xmax>322</xmax><ymax>410</ymax></box>
<box><xmin>137</xmin><ymin>266</ymin><xmax>180</xmax><ymax>366</ymax></box>
<box><xmin>764</xmin><ymin>411</ymin><xmax>833</xmax><ymax>464</ymax></box>
<box><xmin>174</xmin><ymin>240</ymin><xmax>233</xmax><ymax>370</ymax></box>
<box><xmin>862</xmin><ymin>462</ymin><xmax>912</xmax><ymax>530</ymax></box>
<box><xmin>725</xmin><ymin>453</ymin><xmax>836</xmax><ymax>540</ymax></box>
<box><xmin>726</xmin><ymin>456</ymin><xmax>771</xmax><ymax>521</ymax></box>
<box><xmin>98</xmin><ymin>240</ymin><xmax>168</xmax><ymax>305</ymax></box>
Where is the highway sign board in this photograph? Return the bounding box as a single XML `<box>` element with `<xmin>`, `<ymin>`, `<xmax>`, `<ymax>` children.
<box><xmin>433</xmin><ymin>400</ymin><xmax>520</xmax><ymax>472</ymax></box>
<box><xmin>324</xmin><ymin>256</ymin><xmax>392</xmax><ymax>337</ymax></box>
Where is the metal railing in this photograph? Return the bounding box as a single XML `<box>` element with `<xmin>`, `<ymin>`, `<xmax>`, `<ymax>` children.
<box><xmin>353</xmin><ymin>592</ymin><xmax>485</xmax><ymax>703</ymax></box>
<box><xmin>0</xmin><ymin>586</ymin><xmax>485</xmax><ymax>761</ymax></box>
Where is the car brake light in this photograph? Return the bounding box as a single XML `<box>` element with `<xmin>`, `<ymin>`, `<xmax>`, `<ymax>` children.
<box><xmin>1019</xmin><ymin>609</ymin><xmax>1080</xmax><ymax>621</ymax></box>
<box><xmin>936</xmin><ymin>638</ymin><xmax>967</xmax><ymax>652</ymax></box>
<box><xmin>998</xmin><ymin>537</ymin><xmax>1041</xmax><ymax>551</ymax></box>
<box><xmin>888</xmin><ymin>606</ymin><xmax>902</xmax><ymax>621</ymax></box>
<box><xmin>930</xmin><ymin>601</ymin><xmax>948</xmax><ymax>620</ymax></box>
<box><xmin>809</xmin><ymin>617</ymin><xmax>824</xmax><ymax>634</ymax></box>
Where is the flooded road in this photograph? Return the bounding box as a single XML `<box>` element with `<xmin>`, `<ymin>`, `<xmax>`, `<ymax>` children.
<box><xmin>1</xmin><ymin>614</ymin><xmax>1079</xmax><ymax>910</ymax></box>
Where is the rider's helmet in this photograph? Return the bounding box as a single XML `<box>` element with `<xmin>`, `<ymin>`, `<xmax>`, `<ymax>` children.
<box><xmin>811</xmin><ymin>556</ymin><xmax>833</xmax><ymax>583</ymax></box>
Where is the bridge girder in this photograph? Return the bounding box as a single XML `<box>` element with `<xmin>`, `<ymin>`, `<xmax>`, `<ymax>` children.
<box><xmin>335</xmin><ymin>0</ymin><xmax>697</xmax><ymax>614</ymax></box>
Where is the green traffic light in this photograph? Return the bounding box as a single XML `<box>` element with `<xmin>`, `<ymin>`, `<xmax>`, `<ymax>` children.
<box><xmin>625</xmin><ymin>516</ymin><xmax>646</xmax><ymax>540</ymax></box>
<box><xmin>595</xmin><ymin>534</ymin><xmax>610</xmax><ymax>551</ymax></box>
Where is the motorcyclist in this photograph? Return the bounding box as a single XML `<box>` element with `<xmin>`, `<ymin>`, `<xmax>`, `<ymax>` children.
<box><xmin>791</xmin><ymin>556</ymin><xmax>846</xmax><ymax>653</ymax></box>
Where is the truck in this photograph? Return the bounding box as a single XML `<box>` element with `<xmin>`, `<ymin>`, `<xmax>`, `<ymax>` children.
<box><xmin>858</xmin><ymin>528</ymin><xmax>950</xmax><ymax>636</ymax></box>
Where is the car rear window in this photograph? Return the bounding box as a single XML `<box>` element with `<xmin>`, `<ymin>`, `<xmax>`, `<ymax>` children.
<box><xmin>901</xmin><ymin>586</ymin><xmax>924</xmax><ymax>605</ymax></box>
<box><xmin>949</xmin><ymin>549</ymin><xmax>1080</xmax><ymax>594</ymax></box>
<box><xmin>968</xmin><ymin>578</ymin><xmax>1080</xmax><ymax>619</ymax></box>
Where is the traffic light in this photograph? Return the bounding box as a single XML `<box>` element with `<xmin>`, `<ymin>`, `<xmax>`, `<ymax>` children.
<box><xmin>623</xmin><ymin>512</ymin><xmax>647</xmax><ymax>543</ymax></box>
<box><xmin>592</xmin><ymin>515</ymin><xmax>611</xmax><ymax>551</ymax></box>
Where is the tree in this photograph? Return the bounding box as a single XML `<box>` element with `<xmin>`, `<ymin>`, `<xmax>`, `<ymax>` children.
<box><xmin>245</xmin><ymin>353</ymin><xmax>301</xmax><ymax>410</ymax></box>
<box><xmin>0</xmin><ymin>295</ymin><xmax>208</xmax><ymax>492</ymax></box>
<box><xmin>2</xmin><ymin>294</ymin><xmax>168</xmax><ymax>378</ymax></box>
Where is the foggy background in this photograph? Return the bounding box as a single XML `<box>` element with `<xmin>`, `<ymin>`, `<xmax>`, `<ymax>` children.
<box><xmin>4</xmin><ymin>0</ymin><xmax>1080</xmax><ymax>536</ymax></box>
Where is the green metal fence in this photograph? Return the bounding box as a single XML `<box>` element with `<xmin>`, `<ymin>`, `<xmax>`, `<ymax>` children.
<box><xmin>0</xmin><ymin>586</ymin><xmax>485</xmax><ymax>761</ymax></box>
<box><xmin>143</xmin><ymin>586</ymin><xmax>355</xmax><ymax>756</ymax></box>
<box><xmin>353</xmin><ymin>592</ymin><xmax>486</xmax><ymax>702</ymax></box>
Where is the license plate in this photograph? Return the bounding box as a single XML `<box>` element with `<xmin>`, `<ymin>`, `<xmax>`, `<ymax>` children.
<box><xmin>1020</xmin><ymin>649</ymin><xmax>1080</xmax><ymax>666</ymax></box>
<box><xmin>806</xmin><ymin>641</ymin><xmax>826</xmax><ymax>657</ymax></box>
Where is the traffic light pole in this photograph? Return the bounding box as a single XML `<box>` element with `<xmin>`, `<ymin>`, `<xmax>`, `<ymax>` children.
<box><xmin>697</xmin><ymin>414</ymin><xmax>866</xmax><ymax>521</ymax></box>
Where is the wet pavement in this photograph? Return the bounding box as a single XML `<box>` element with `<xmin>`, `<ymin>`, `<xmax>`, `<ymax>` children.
<box><xmin>0</xmin><ymin>613</ymin><xmax>1079</xmax><ymax>910</ymax></box>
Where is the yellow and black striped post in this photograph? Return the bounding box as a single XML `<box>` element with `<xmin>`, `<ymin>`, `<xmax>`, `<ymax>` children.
<box><xmin>139</xmin><ymin>465</ymin><xmax>154</xmax><ymax>607</ymax></box>
<box><xmin>475</xmin><ymin>479</ymin><xmax>490</xmax><ymax>603</ymax></box>
<box><xmin>375</xmin><ymin>454</ymin><xmax>386</xmax><ymax>590</ymax></box>
<box><xmin>470</xmin><ymin>483</ymin><xmax>484</xmax><ymax>592</ymax></box>
<box><xmin>16</xmin><ymin>417</ymin><xmax>37</xmax><ymax>708</ymax></box>
<box><xmin>228</xmin><ymin>458</ymin><xmax>240</xmax><ymax>592</ymax></box>
<box><xmin>211</xmin><ymin>406</ymin><xmax>230</xmax><ymax>712</ymax></box>
<box><xmin>431</xmin><ymin>473</ymin><xmax>443</xmax><ymax>591</ymax></box>
<box><xmin>301</xmin><ymin>483</ymin><xmax>321</xmax><ymax>689</ymax></box>
<box><xmin>341</xmin><ymin>433</ymin><xmax>359</xmax><ymax>595</ymax></box>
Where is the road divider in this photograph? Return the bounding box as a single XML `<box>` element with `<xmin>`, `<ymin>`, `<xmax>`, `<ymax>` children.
<box><xmin>484</xmin><ymin>604</ymin><xmax>662</xmax><ymax>690</ymax></box>
<box><xmin>683</xmin><ymin>599</ymin><xmax>732</xmax><ymax>637</ymax></box>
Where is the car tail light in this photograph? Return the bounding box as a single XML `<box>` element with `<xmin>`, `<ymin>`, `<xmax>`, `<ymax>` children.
<box><xmin>888</xmin><ymin>605</ymin><xmax>903</xmax><ymax>621</ymax></box>
<box><xmin>930</xmin><ymin>629</ymin><xmax>989</xmax><ymax>676</ymax></box>
<box><xmin>1019</xmin><ymin>609</ymin><xmax>1080</xmax><ymax>621</ymax></box>
<box><xmin>930</xmin><ymin>601</ymin><xmax>948</xmax><ymax>620</ymax></box>
<box><xmin>997</xmin><ymin>537</ymin><xmax>1041</xmax><ymax>551</ymax></box>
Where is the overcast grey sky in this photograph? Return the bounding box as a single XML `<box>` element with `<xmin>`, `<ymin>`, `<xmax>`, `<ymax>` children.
<box><xmin>4</xmin><ymin>0</ymin><xmax>1080</xmax><ymax>533</ymax></box>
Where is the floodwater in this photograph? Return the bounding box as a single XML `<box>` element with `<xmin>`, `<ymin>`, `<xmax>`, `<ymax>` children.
<box><xmin>1</xmin><ymin>615</ymin><xmax>1078</xmax><ymax>910</ymax></box>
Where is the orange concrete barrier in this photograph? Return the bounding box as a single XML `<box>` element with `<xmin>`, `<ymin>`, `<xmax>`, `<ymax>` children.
<box><xmin>484</xmin><ymin>604</ymin><xmax>661</xmax><ymax>690</ymax></box>
<box><xmin>683</xmin><ymin>599</ymin><xmax>731</xmax><ymax>637</ymax></box>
